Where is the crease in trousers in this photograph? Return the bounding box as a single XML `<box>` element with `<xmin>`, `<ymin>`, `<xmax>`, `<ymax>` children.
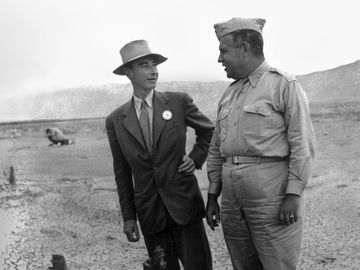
<box><xmin>221</xmin><ymin>160</ymin><xmax>303</xmax><ymax>270</ymax></box>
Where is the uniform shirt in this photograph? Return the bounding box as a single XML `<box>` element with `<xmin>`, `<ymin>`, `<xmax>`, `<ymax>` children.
<box><xmin>133</xmin><ymin>89</ymin><xmax>154</xmax><ymax>137</ymax></box>
<box><xmin>207</xmin><ymin>61</ymin><xmax>316</xmax><ymax>196</ymax></box>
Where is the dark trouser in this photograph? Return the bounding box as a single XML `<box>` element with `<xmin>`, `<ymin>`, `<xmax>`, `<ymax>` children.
<box><xmin>144</xmin><ymin>212</ymin><xmax>212</xmax><ymax>270</ymax></box>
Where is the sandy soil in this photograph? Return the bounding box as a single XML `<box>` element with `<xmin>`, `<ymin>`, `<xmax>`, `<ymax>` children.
<box><xmin>0</xmin><ymin>114</ymin><xmax>359</xmax><ymax>270</ymax></box>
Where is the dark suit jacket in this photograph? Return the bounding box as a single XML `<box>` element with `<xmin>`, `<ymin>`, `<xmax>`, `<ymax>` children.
<box><xmin>106</xmin><ymin>91</ymin><xmax>214</xmax><ymax>235</ymax></box>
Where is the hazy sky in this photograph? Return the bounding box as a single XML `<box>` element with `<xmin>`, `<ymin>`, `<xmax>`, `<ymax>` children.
<box><xmin>1</xmin><ymin>0</ymin><xmax>359</xmax><ymax>99</ymax></box>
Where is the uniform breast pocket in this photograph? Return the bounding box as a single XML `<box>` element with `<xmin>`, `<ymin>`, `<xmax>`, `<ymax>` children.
<box><xmin>243</xmin><ymin>102</ymin><xmax>272</xmax><ymax>116</ymax></box>
<box><xmin>243</xmin><ymin>102</ymin><xmax>284</xmax><ymax>138</ymax></box>
<box><xmin>217</xmin><ymin>108</ymin><xmax>230</xmax><ymax>141</ymax></box>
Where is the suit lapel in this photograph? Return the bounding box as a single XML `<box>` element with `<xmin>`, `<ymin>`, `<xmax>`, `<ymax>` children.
<box><xmin>153</xmin><ymin>91</ymin><xmax>170</xmax><ymax>149</ymax></box>
<box><xmin>122</xmin><ymin>99</ymin><xmax>147</xmax><ymax>151</ymax></box>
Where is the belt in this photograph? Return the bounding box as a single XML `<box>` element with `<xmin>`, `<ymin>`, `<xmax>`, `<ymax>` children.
<box><xmin>224</xmin><ymin>155</ymin><xmax>288</xmax><ymax>164</ymax></box>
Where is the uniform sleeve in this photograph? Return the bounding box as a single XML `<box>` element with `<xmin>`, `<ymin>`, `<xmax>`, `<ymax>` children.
<box><xmin>105</xmin><ymin>116</ymin><xmax>137</xmax><ymax>221</ymax></box>
<box><xmin>183</xmin><ymin>93</ymin><xmax>215</xmax><ymax>169</ymax></box>
<box><xmin>207</xmin><ymin>114</ymin><xmax>224</xmax><ymax>196</ymax></box>
<box><xmin>283</xmin><ymin>80</ymin><xmax>316</xmax><ymax>195</ymax></box>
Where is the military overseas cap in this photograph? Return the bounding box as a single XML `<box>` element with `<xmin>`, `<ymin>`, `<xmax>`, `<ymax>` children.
<box><xmin>214</xmin><ymin>17</ymin><xmax>266</xmax><ymax>40</ymax></box>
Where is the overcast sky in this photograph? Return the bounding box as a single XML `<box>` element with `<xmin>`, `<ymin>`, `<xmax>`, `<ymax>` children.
<box><xmin>0</xmin><ymin>0</ymin><xmax>359</xmax><ymax>99</ymax></box>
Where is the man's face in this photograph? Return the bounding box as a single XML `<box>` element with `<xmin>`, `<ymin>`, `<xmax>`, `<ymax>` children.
<box><xmin>218</xmin><ymin>34</ymin><xmax>245</xmax><ymax>80</ymax></box>
<box><xmin>126</xmin><ymin>56</ymin><xmax>159</xmax><ymax>93</ymax></box>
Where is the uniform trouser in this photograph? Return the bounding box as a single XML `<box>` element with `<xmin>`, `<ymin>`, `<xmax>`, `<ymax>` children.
<box><xmin>221</xmin><ymin>161</ymin><xmax>303</xmax><ymax>270</ymax></box>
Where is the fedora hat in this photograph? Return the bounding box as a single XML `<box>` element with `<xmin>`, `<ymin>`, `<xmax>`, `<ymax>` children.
<box><xmin>113</xmin><ymin>40</ymin><xmax>167</xmax><ymax>75</ymax></box>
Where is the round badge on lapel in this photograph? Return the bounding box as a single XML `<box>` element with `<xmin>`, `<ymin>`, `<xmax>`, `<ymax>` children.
<box><xmin>162</xmin><ymin>110</ymin><xmax>172</xmax><ymax>120</ymax></box>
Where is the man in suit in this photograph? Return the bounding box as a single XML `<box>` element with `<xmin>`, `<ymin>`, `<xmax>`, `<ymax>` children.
<box><xmin>106</xmin><ymin>40</ymin><xmax>214</xmax><ymax>270</ymax></box>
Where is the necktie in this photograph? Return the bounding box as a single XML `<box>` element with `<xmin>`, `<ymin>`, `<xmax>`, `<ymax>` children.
<box><xmin>139</xmin><ymin>100</ymin><xmax>153</xmax><ymax>154</ymax></box>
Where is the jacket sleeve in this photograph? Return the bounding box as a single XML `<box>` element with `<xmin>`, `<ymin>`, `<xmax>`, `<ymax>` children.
<box><xmin>105</xmin><ymin>116</ymin><xmax>137</xmax><ymax>221</ymax></box>
<box><xmin>183</xmin><ymin>93</ymin><xmax>215</xmax><ymax>169</ymax></box>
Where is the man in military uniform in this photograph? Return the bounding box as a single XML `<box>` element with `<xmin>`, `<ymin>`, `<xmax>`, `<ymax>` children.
<box><xmin>206</xmin><ymin>17</ymin><xmax>316</xmax><ymax>270</ymax></box>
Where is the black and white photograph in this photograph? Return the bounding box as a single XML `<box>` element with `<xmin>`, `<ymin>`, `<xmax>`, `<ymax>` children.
<box><xmin>0</xmin><ymin>0</ymin><xmax>359</xmax><ymax>269</ymax></box>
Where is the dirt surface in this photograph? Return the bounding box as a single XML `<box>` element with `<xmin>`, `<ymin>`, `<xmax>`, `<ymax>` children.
<box><xmin>0</xmin><ymin>115</ymin><xmax>360</xmax><ymax>269</ymax></box>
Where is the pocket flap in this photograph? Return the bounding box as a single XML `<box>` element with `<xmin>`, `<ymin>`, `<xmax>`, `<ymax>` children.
<box><xmin>243</xmin><ymin>103</ymin><xmax>272</xmax><ymax>116</ymax></box>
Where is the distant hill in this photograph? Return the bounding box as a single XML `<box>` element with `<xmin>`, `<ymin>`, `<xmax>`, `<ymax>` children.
<box><xmin>0</xmin><ymin>81</ymin><xmax>230</xmax><ymax>121</ymax></box>
<box><xmin>0</xmin><ymin>60</ymin><xmax>359</xmax><ymax>122</ymax></box>
<box><xmin>297</xmin><ymin>60</ymin><xmax>360</xmax><ymax>104</ymax></box>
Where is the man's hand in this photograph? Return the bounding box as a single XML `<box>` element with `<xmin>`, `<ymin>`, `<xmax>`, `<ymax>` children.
<box><xmin>177</xmin><ymin>155</ymin><xmax>195</xmax><ymax>175</ymax></box>
<box><xmin>123</xmin><ymin>219</ymin><xmax>140</xmax><ymax>242</ymax></box>
<box><xmin>279</xmin><ymin>194</ymin><xmax>301</xmax><ymax>226</ymax></box>
<box><xmin>206</xmin><ymin>194</ymin><xmax>220</xmax><ymax>230</ymax></box>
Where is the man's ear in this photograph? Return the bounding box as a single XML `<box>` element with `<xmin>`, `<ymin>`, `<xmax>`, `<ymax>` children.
<box><xmin>240</xmin><ymin>41</ymin><xmax>251</xmax><ymax>57</ymax></box>
<box><xmin>234</xmin><ymin>36</ymin><xmax>249</xmax><ymax>56</ymax></box>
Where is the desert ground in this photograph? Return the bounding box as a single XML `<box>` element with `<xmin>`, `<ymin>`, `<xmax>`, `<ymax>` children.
<box><xmin>0</xmin><ymin>112</ymin><xmax>359</xmax><ymax>270</ymax></box>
